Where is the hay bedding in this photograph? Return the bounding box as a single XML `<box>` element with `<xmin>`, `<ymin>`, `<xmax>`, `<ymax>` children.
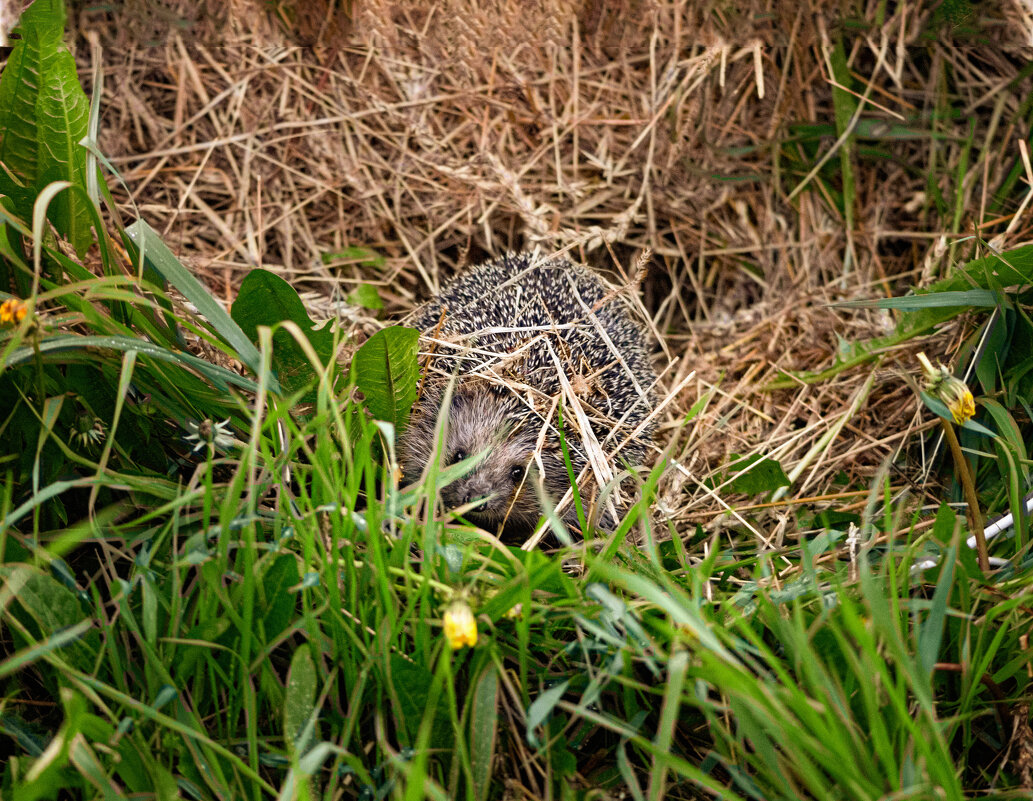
<box><xmin>74</xmin><ymin>0</ymin><xmax>1033</xmax><ymax>548</ymax></box>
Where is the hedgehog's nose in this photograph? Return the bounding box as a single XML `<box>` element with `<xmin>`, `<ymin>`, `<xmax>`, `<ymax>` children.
<box><xmin>460</xmin><ymin>484</ymin><xmax>487</xmax><ymax>505</ymax></box>
<box><xmin>456</xmin><ymin>477</ymin><xmax>492</xmax><ymax>506</ymax></box>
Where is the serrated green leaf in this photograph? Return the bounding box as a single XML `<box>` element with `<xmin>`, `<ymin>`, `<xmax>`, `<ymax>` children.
<box><xmin>0</xmin><ymin>0</ymin><xmax>94</xmax><ymax>255</ymax></box>
<box><xmin>353</xmin><ymin>326</ymin><xmax>419</xmax><ymax>430</ymax></box>
<box><xmin>35</xmin><ymin>47</ymin><xmax>93</xmax><ymax>254</ymax></box>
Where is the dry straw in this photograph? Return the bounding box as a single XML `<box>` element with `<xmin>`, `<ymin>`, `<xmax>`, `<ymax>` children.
<box><xmin>78</xmin><ymin>0</ymin><xmax>1033</xmax><ymax>557</ymax></box>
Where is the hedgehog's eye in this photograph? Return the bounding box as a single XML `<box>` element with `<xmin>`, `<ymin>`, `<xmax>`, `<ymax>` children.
<box><xmin>449</xmin><ymin>449</ymin><xmax>467</xmax><ymax>465</ymax></box>
<box><xmin>509</xmin><ymin>464</ymin><xmax>525</xmax><ymax>482</ymax></box>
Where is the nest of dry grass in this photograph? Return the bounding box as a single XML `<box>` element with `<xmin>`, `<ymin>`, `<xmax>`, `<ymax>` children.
<box><xmin>72</xmin><ymin>0</ymin><xmax>1033</xmax><ymax>543</ymax></box>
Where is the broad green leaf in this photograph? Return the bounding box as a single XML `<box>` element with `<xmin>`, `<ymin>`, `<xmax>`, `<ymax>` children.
<box><xmin>0</xmin><ymin>0</ymin><xmax>94</xmax><ymax>254</ymax></box>
<box><xmin>469</xmin><ymin>665</ymin><xmax>499</xmax><ymax>801</ymax></box>
<box><xmin>174</xmin><ymin>617</ymin><xmax>232</xmax><ymax>679</ymax></box>
<box><xmin>0</xmin><ymin>0</ymin><xmax>67</xmax><ymax>186</ymax></box>
<box><xmin>261</xmin><ymin>554</ymin><xmax>301</xmax><ymax>641</ymax></box>
<box><xmin>231</xmin><ymin>268</ymin><xmax>335</xmax><ymax>399</ymax></box>
<box><xmin>0</xmin><ymin>40</ymin><xmax>41</xmax><ymax>189</ymax></box>
<box><xmin>0</xmin><ymin>564</ymin><xmax>99</xmax><ymax>673</ymax></box>
<box><xmin>928</xmin><ymin>244</ymin><xmax>1033</xmax><ymax>293</ymax></box>
<box><xmin>726</xmin><ymin>454</ymin><xmax>791</xmax><ymax>495</ymax></box>
<box><xmin>35</xmin><ymin>48</ymin><xmax>92</xmax><ymax>254</ymax></box>
<box><xmin>0</xmin><ymin>618</ymin><xmax>93</xmax><ymax>679</ymax></box>
<box><xmin>284</xmin><ymin>646</ymin><xmax>318</xmax><ymax>759</ymax></box>
<box><xmin>352</xmin><ymin>326</ymin><xmax>419</xmax><ymax>430</ymax></box>
<box><xmin>347</xmin><ymin>283</ymin><xmax>383</xmax><ymax>310</ymax></box>
<box><xmin>387</xmin><ymin>654</ymin><xmax>450</xmax><ymax>749</ymax></box>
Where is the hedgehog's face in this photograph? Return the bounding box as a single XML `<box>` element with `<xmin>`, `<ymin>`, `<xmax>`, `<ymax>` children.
<box><xmin>436</xmin><ymin>386</ymin><xmax>543</xmax><ymax>533</ymax></box>
<box><xmin>398</xmin><ymin>381</ymin><xmax>576</xmax><ymax>537</ymax></box>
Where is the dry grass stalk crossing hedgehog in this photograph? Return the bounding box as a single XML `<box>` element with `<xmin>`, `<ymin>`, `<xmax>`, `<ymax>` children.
<box><xmin>397</xmin><ymin>252</ymin><xmax>657</xmax><ymax>539</ymax></box>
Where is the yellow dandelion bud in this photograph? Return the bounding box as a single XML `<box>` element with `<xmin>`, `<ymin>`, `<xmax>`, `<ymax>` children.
<box><xmin>941</xmin><ymin>379</ymin><xmax>975</xmax><ymax>424</ymax></box>
<box><xmin>916</xmin><ymin>352</ymin><xmax>975</xmax><ymax>425</ymax></box>
<box><xmin>0</xmin><ymin>298</ymin><xmax>29</xmax><ymax>325</ymax></box>
<box><xmin>443</xmin><ymin>601</ymin><xmax>477</xmax><ymax>650</ymax></box>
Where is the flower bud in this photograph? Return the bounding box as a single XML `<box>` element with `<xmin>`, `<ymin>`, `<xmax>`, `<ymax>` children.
<box><xmin>443</xmin><ymin>601</ymin><xmax>477</xmax><ymax>650</ymax></box>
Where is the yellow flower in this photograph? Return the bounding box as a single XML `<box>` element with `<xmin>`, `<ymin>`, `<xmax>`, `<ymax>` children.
<box><xmin>0</xmin><ymin>298</ymin><xmax>28</xmax><ymax>324</ymax></box>
<box><xmin>917</xmin><ymin>352</ymin><xmax>975</xmax><ymax>425</ymax></box>
<box><xmin>443</xmin><ymin>601</ymin><xmax>477</xmax><ymax>650</ymax></box>
<box><xmin>941</xmin><ymin>379</ymin><xmax>975</xmax><ymax>424</ymax></box>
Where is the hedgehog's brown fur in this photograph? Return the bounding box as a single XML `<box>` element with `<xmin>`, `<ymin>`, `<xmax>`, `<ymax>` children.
<box><xmin>397</xmin><ymin>252</ymin><xmax>657</xmax><ymax>538</ymax></box>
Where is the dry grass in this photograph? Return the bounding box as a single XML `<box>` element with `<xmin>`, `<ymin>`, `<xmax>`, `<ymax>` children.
<box><xmin>73</xmin><ymin>0</ymin><xmax>1033</xmax><ymax>549</ymax></box>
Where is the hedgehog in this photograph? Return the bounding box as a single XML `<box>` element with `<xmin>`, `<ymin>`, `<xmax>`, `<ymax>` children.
<box><xmin>397</xmin><ymin>252</ymin><xmax>657</xmax><ymax>539</ymax></box>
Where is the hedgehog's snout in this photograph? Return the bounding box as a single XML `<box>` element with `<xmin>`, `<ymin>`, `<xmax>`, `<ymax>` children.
<box><xmin>442</xmin><ymin>473</ymin><xmax>496</xmax><ymax>510</ymax></box>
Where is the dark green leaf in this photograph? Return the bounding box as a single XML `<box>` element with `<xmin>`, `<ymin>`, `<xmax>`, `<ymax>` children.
<box><xmin>261</xmin><ymin>554</ymin><xmax>300</xmax><ymax>641</ymax></box>
<box><xmin>974</xmin><ymin>314</ymin><xmax>1007</xmax><ymax>395</ymax></box>
<box><xmin>388</xmin><ymin>654</ymin><xmax>450</xmax><ymax>749</ymax></box>
<box><xmin>0</xmin><ymin>564</ymin><xmax>99</xmax><ymax>673</ymax></box>
<box><xmin>231</xmin><ymin>268</ymin><xmax>335</xmax><ymax>400</ymax></box>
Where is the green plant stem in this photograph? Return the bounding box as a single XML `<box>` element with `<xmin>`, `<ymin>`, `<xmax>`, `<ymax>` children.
<box><xmin>941</xmin><ymin>420</ymin><xmax>990</xmax><ymax>572</ymax></box>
